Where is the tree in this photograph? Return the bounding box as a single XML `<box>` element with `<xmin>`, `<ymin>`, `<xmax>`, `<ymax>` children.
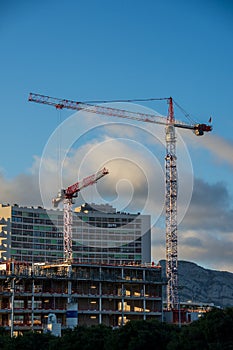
<box><xmin>168</xmin><ymin>307</ymin><xmax>233</xmax><ymax>350</ymax></box>
<box><xmin>112</xmin><ymin>319</ymin><xmax>177</xmax><ymax>350</ymax></box>
<box><xmin>51</xmin><ymin>324</ymin><xmax>113</xmax><ymax>350</ymax></box>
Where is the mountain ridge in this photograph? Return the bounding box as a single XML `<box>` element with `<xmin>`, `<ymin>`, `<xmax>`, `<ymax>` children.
<box><xmin>159</xmin><ymin>260</ymin><xmax>233</xmax><ymax>307</ymax></box>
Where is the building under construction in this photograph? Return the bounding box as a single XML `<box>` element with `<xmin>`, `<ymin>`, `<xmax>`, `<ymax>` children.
<box><xmin>0</xmin><ymin>261</ymin><xmax>164</xmax><ymax>335</ymax></box>
<box><xmin>0</xmin><ymin>202</ymin><xmax>165</xmax><ymax>333</ymax></box>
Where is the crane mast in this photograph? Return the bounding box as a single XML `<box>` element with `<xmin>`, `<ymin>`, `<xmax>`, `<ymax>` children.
<box><xmin>64</xmin><ymin>199</ymin><xmax>72</xmax><ymax>262</ymax></box>
<box><xmin>165</xmin><ymin>98</ymin><xmax>178</xmax><ymax>309</ymax></box>
<box><xmin>52</xmin><ymin>168</ymin><xmax>109</xmax><ymax>261</ymax></box>
<box><xmin>29</xmin><ymin>92</ymin><xmax>212</xmax><ymax>309</ymax></box>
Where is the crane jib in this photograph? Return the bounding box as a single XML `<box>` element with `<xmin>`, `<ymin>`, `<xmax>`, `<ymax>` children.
<box><xmin>28</xmin><ymin>93</ymin><xmax>212</xmax><ymax>133</ymax></box>
<box><xmin>66</xmin><ymin>174</ymin><xmax>95</xmax><ymax>195</ymax></box>
<box><xmin>65</xmin><ymin>169</ymin><xmax>108</xmax><ymax>196</ymax></box>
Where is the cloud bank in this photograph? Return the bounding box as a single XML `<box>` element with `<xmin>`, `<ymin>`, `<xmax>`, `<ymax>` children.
<box><xmin>0</xmin><ymin>126</ymin><xmax>232</xmax><ymax>272</ymax></box>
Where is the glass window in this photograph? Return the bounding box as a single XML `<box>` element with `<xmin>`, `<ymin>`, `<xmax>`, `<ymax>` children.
<box><xmin>12</xmin><ymin>217</ymin><xmax>22</xmax><ymax>222</ymax></box>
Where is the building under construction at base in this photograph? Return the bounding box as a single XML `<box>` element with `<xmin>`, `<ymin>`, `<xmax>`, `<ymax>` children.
<box><xmin>0</xmin><ymin>261</ymin><xmax>164</xmax><ymax>335</ymax></box>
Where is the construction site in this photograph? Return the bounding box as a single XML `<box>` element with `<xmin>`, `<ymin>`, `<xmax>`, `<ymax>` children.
<box><xmin>0</xmin><ymin>94</ymin><xmax>212</xmax><ymax>335</ymax></box>
<box><xmin>0</xmin><ymin>261</ymin><xmax>163</xmax><ymax>335</ymax></box>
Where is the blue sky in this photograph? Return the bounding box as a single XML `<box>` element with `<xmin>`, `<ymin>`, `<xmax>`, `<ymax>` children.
<box><xmin>0</xmin><ymin>0</ymin><xmax>233</xmax><ymax>272</ymax></box>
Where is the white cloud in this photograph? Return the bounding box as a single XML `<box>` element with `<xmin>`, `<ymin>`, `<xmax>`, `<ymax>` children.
<box><xmin>0</xmin><ymin>116</ymin><xmax>232</xmax><ymax>273</ymax></box>
<box><xmin>0</xmin><ymin>170</ymin><xmax>41</xmax><ymax>207</ymax></box>
<box><xmin>40</xmin><ymin>136</ymin><xmax>166</xmax><ymax>223</ymax></box>
<box><xmin>150</xmin><ymin>176</ymin><xmax>233</xmax><ymax>273</ymax></box>
<box><xmin>178</xmin><ymin>229</ymin><xmax>233</xmax><ymax>272</ymax></box>
<box><xmin>182</xmin><ymin>131</ymin><xmax>233</xmax><ymax>167</ymax></box>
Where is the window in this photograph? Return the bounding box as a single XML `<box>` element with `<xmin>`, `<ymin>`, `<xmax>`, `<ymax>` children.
<box><xmin>23</xmin><ymin>218</ymin><xmax>33</xmax><ymax>223</ymax></box>
<box><xmin>12</xmin><ymin>210</ymin><xmax>22</xmax><ymax>216</ymax></box>
<box><xmin>12</xmin><ymin>217</ymin><xmax>22</xmax><ymax>222</ymax></box>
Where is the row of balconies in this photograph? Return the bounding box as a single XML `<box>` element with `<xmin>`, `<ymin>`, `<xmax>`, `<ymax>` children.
<box><xmin>0</xmin><ymin>307</ymin><xmax>161</xmax><ymax>315</ymax></box>
<box><xmin>36</xmin><ymin>275</ymin><xmax>162</xmax><ymax>283</ymax></box>
<box><xmin>0</xmin><ymin>272</ymin><xmax>161</xmax><ymax>282</ymax></box>
<box><xmin>0</xmin><ymin>291</ymin><xmax>161</xmax><ymax>299</ymax></box>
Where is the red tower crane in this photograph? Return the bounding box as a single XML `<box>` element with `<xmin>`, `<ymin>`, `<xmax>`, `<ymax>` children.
<box><xmin>52</xmin><ymin>167</ymin><xmax>109</xmax><ymax>261</ymax></box>
<box><xmin>29</xmin><ymin>92</ymin><xmax>212</xmax><ymax>310</ymax></box>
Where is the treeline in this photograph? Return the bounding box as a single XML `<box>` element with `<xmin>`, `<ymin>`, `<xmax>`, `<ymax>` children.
<box><xmin>0</xmin><ymin>307</ymin><xmax>232</xmax><ymax>350</ymax></box>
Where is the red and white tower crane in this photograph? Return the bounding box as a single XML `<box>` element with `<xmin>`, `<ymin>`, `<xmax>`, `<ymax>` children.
<box><xmin>29</xmin><ymin>92</ymin><xmax>212</xmax><ymax>309</ymax></box>
<box><xmin>52</xmin><ymin>167</ymin><xmax>109</xmax><ymax>261</ymax></box>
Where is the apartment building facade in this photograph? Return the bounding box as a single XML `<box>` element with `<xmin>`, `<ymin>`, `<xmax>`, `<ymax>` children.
<box><xmin>0</xmin><ymin>203</ymin><xmax>151</xmax><ymax>264</ymax></box>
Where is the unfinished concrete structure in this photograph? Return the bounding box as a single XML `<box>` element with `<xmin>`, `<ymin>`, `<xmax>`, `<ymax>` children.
<box><xmin>0</xmin><ymin>261</ymin><xmax>163</xmax><ymax>334</ymax></box>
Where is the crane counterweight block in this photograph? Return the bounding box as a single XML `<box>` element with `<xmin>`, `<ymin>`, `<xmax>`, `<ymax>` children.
<box><xmin>193</xmin><ymin>123</ymin><xmax>212</xmax><ymax>136</ymax></box>
<box><xmin>52</xmin><ymin>189</ymin><xmax>66</xmax><ymax>208</ymax></box>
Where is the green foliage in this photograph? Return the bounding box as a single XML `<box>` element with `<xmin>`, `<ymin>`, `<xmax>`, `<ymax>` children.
<box><xmin>0</xmin><ymin>331</ymin><xmax>55</xmax><ymax>350</ymax></box>
<box><xmin>169</xmin><ymin>307</ymin><xmax>233</xmax><ymax>350</ymax></box>
<box><xmin>8</xmin><ymin>331</ymin><xmax>56</xmax><ymax>350</ymax></box>
<box><xmin>201</xmin><ymin>307</ymin><xmax>233</xmax><ymax>347</ymax></box>
<box><xmin>0</xmin><ymin>308</ymin><xmax>232</xmax><ymax>350</ymax></box>
<box><xmin>49</xmin><ymin>324</ymin><xmax>113</xmax><ymax>350</ymax></box>
<box><xmin>112</xmin><ymin>319</ymin><xmax>178</xmax><ymax>350</ymax></box>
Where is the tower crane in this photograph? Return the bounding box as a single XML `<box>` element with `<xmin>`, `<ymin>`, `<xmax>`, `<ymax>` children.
<box><xmin>28</xmin><ymin>92</ymin><xmax>212</xmax><ymax>310</ymax></box>
<box><xmin>52</xmin><ymin>167</ymin><xmax>109</xmax><ymax>261</ymax></box>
